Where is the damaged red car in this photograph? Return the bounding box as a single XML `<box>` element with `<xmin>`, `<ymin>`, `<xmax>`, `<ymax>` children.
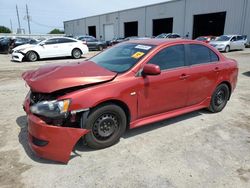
<box><xmin>22</xmin><ymin>39</ymin><xmax>238</xmax><ymax>163</ymax></box>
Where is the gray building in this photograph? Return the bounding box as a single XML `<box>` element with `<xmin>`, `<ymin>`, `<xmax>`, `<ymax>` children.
<box><xmin>64</xmin><ymin>0</ymin><xmax>250</xmax><ymax>41</ymax></box>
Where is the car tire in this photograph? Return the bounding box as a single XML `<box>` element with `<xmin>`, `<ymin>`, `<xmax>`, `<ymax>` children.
<box><xmin>208</xmin><ymin>84</ymin><xmax>230</xmax><ymax>113</ymax></box>
<box><xmin>26</xmin><ymin>51</ymin><xmax>38</xmax><ymax>62</ymax></box>
<box><xmin>98</xmin><ymin>45</ymin><xmax>103</xmax><ymax>51</ymax></box>
<box><xmin>72</xmin><ymin>48</ymin><xmax>82</xmax><ymax>59</ymax></box>
<box><xmin>84</xmin><ymin>104</ymin><xmax>127</xmax><ymax>149</ymax></box>
<box><xmin>225</xmin><ymin>46</ymin><xmax>230</xmax><ymax>53</ymax></box>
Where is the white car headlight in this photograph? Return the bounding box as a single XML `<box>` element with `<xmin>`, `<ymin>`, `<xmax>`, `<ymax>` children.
<box><xmin>30</xmin><ymin>99</ymin><xmax>70</xmax><ymax>118</ymax></box>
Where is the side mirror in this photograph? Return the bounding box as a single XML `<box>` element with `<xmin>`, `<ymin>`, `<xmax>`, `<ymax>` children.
<box><xmin>142</xmin><ymin>64</ymin><xmax>161</xmax><ymax>76</ymax></box>
<box><xmin>39</xmin><ymin>42</ymin><xmax>45</xmax><ymax>46</ymax></box>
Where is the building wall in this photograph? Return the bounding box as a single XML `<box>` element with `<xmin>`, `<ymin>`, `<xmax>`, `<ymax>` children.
<box><xmin>119</xmin><ymin>7</ymin><xmax>146</xmax><ymax>37</ymax></box>
<box><xmin>184</xmin><ymin>0</ymin><xmax>246</xmax><ymax>37</ymax></box>
<box><xmin>99</xmin><ymin>12</ymin><xmax>119</xmax><ymax>39</ymax></box>
<box><xmin>145</xmin><ymin>0</ymin><xmax>185</xmax><ymax>37</ymax></box>
<box><xmin>64</xmin><ymin>0</ymin><xmax>250</xmax><ymax>40</ymax></box>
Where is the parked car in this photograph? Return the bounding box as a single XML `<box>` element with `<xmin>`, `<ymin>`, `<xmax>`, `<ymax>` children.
<box><xmin>9</xmin><ymin>37</ymin><xmax>38</xmax><ymax>53</ymax></box>
<box><xmin>77</xmin><ymin>35</ymin><xmax>107</xmax><ymax>51</ymax></box>
<box><xmin>124</xmin><ymin>36</ymin><xmax>151</xmax><ymax>41</ymax></box>
<box><xmin>209</xmin><ymin>35</ymin><xmax>246</xmax><ymax>52</ymax></box>
<box><xmin>155</xmin><ymin>33</ymin><xmax>181</xmax><ymax>39</ymax></box>
<box><xmin>0</xmin><ymin>37</ymin><xmax>11</xmax><ymax>54</ymax></box>
<box><xmin>106</xmin><ymin>37</ymin><xmax>125</xmax><ymax>46</ymax></box>
<box><xmin>11</xmin><ymin>37</ymin><xmax>88</xmax><ymax>62</ymax></box>
<box><xmin>195</xmin><ymin>36</ymin><xmax>216</xmax><ymax>43</ymax></box>
<box><xmin>22</xmin><ymin>39</ymin><xmax>238</xmax><ymax>163</ymax></box>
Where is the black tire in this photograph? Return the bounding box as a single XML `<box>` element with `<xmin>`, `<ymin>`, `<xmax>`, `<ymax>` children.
<box><xmin>225</xmin><ymin>46</ymin><xmax>230</xmax><ymax>53</ymax></box>
<box><xmin>98</xmin><ymin>45</ymin><xmax>103</xmax><ymax>51</ymax></box>
<box><xmin>26</xmin><ymin>51</ymin><xmax>38</xmax><ymax>62</ymax></box>
<box><xmin>208</xmin><ymin>84</ymin><xmax>230</xmax><ymax>113</ymax></box>
<box><xmin>84</xmin><ymin>104</ymin><xmax>127</xmax><ymax>149</ymax></box>
<box><xmin>72</xmin><ymin>48</ymin><xmax>82</xmax><ymax>59</ymax></box>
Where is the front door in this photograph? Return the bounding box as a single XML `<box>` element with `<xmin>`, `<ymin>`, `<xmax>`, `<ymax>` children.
<box><xmin>138</xmin><ymin>44</ymin><xmax>189</xmax><ymax>118</ymax></box>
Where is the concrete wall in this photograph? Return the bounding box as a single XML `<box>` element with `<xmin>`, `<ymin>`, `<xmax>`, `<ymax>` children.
<box><xmin>64</xmin><ymin>0</ymin><xmax>250</xmax><ymax>41</ymax></box>
<box><xmin>145</xmin><ymin>0</ymin><xmax>185</xmax><ymax>37</ymax></box>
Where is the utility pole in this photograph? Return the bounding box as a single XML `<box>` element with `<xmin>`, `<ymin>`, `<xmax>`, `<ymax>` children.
<box><xmin>26</xmin><ymin>4</ymin><xmax>31</xmax><ymax>34</ymax></box>
<box><xmin>16</xmin><ymin>5</ymin><xmax>21</xmax><ymax>32</ymax></box>
<box><xmin>10</xmin><ymin>19</ymin><xmax>13</xmax><ymax>33</ymax></box>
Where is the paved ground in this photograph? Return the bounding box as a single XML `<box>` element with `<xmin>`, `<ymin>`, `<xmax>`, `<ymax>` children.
<box><xmin>0</xmin><ymin>49</ymin><xmax>249</xmax><ymax>188</ymax></box>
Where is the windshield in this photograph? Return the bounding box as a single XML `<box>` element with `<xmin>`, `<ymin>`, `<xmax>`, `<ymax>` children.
<box><xmin>90</xmin><ymin>43</ymin><xmax>155</xmax><ymax>73</ymax></box>
<box><xmin>216</xmin><ymin>36</ymin><xmax>231</xmax><ymax>41</ymax></box>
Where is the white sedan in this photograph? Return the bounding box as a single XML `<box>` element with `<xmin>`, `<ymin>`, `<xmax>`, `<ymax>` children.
<box><xmin>11</xmin><ymin>37</ymin><xmax>89</xmax><ymax>62</ymax></box>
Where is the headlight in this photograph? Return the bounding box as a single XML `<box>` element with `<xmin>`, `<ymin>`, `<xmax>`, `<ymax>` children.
<box><xmin>30</xmin><ymin>99</ymin><xmax>70</xmax><ymax>118</ymax></box>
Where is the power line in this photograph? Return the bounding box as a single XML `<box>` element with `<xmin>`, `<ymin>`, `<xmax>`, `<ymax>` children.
<box><xmin>30</xmin><ymin>20</ymin><xmax>63</xmax><ymax>29</ymax></box>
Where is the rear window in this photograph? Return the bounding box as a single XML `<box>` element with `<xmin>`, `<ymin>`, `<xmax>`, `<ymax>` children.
<box><xmin>189</xmin><ymin>44</ymin><xmax>219</xmax><ymax>65</ymax></box>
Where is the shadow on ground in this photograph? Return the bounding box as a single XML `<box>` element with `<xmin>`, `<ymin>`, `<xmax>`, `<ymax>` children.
<box><xmin>16</xmin><ymin>109</ymin><xmax>207</xmax><ymax>164</ymax></box>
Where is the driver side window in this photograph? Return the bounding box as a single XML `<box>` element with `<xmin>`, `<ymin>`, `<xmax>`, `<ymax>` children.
<box><xmin>231</xmin><ymin>36</ymin><xmax>237</xmax><ymax>42</ymax></box>
<box><xmin>148</xmin><ymin>45</ymin><xmax>185</xmax><ymax>70</ymax></box>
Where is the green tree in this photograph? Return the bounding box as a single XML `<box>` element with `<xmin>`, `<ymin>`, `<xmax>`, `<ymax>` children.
<box><xmin>0</xmin><ymin>26</ymin><xmax>11</xmax><ymax>33</ymax></box>
<box><xmin>48</xmin><ymin>28</ymin><xmax>64</xmax><ymax>34</ymax></box>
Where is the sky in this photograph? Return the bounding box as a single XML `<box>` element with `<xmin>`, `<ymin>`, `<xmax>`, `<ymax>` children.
<box><xmin>0</xmin><ymin>0</ymin><xmax>168</xmax><ymax>34</ymax></box>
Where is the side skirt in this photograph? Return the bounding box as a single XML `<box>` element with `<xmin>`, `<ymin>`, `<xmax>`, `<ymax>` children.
<box><xmin>130</xmin><ymin>97</ymin><xmax>211</xmax><ymax>129</ymax></box>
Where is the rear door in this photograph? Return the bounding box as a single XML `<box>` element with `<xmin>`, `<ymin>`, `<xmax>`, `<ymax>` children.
<box><xmin>186</xmin><ymin>44</ymin><xmax>221</xmax><ymax>106</ymax></box>
<box><xmin>138</xmin><ymin>44</ymin><xmax>189</xmax><ymax>118</ymax></box>
<box><xmin>57</xmin><ymin>38</ymin><xmax>77</xmax><ymax>56</ymax></box>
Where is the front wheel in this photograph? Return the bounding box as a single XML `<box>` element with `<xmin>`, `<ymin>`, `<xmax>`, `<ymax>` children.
<box><xmin>98</xmin><ymin>45</ymin><xmax>103</xmax><ymax>51</ymax></box>
<box><xmin>84</xmin><ymin>104</ymin><xmax>127</xmax><ymax>149</ymax></box>
<box><xmin>26</xmin><ymin>51</ymin><xmax>38</xmax><ymax>62</ymax></box>
<box><xmin>225</xmin><ymin>46</ymin><xmax>230</xmax><ymax>53</ymax></box>
<box><xmin>208</xmin><ymin>84</ymin><xmax>230</xmax><ymax>113</ymax></box>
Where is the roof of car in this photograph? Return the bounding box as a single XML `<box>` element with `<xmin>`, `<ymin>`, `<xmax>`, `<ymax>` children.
<box><xmin>125</xmin><ymin>38</ymin><xmax>196</xmax><ymax>46</ymax></box>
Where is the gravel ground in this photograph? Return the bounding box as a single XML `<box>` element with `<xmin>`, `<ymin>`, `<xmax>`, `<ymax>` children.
<box><xmin>0</xmin><ymin>50</ymin><xmax>249</xmax><ymax>188</ymax></box>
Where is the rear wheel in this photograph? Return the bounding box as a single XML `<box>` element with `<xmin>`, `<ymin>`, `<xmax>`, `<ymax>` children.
<box><xmin>26</xmin><ymin>51</ymin><xmax>38</xmax><ymax>62</ymax></box>
<box><xmin>72</xmin><ymin>48</ymin><xmax>82</xmax><ymax>59</ymax></box>
<box><xmin>84</xmin><ymin>104</ymin><xmax>127</xmax><ymax>149</ymax></box>
<box><xmin>208</xmin><ymin>84</ymin><xmax>230</xmax><ymax>113</ymax></box>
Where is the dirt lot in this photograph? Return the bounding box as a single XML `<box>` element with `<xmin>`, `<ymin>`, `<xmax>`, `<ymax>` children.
<box><xmin>0</xmin><ymin>50</ymin><xmax>250</xmax><ymax>188</ymax></box>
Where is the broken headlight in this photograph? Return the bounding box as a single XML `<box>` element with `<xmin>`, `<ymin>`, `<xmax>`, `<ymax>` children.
<box><xmin>30</xmin><ymin>99</ymin><xmax>70</xmax><ymax>118</ymax></box>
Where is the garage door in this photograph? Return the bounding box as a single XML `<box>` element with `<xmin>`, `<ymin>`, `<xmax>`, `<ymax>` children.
<box><xmin>104</xmin><ymin>24</ymin><xmax>114</xmax><ymax>41</ymax></box>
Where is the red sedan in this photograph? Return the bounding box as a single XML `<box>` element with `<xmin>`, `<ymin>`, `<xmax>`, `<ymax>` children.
<box><xmin>22</xmin><ymin>39</ymin><xmax>238</xmax><ymax>163</ymax></box>
<box><xmin>195</xmin><ymin>36</ymin><xmax>217</xmax><ymax>43</ymax></box>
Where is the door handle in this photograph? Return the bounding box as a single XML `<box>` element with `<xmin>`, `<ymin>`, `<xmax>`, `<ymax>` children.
<box><xmin>179</xmin><ymin>74</ymin><xmax>190</xmax><ymax>80</ymax></box>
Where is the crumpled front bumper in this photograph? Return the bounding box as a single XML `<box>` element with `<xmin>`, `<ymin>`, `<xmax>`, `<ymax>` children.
<box><xmin>24</xmin><ymin>99</ymin><xmax>89</xmax><ymax>163</ymax></box>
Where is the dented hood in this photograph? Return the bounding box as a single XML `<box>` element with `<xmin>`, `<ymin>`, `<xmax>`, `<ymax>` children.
<box><xmin>22</xmin><ymin>61</ymin><xmax>117</xmax><ymax>93</ymax></box>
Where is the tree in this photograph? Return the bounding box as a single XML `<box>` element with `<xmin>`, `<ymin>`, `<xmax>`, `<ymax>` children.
<box><xmin>0</xmin><ymin>26</ymin><xmax>11</xmax><ymax>33</ymax></box>
<box><xmin>48</xmin><ymin>28</ymin><xmax>64</xmax><ymax>34</ymax></box>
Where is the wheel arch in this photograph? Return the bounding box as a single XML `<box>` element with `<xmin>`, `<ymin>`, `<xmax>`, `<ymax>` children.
<box><xmin>26</xmin><ymin>50</ymin><xmax>40</xmax><ymax>59</ymax></box>
<box><xmin>90</xmin><ymin>99</ymin><xmax>131</xmax><ymax>129</ymax></box>
<box><xmin>72</xmin><ymin>47</ymin><xmax>82</xmax><ymax>55</ymax></box>
<box><xmin>218</xmin><ymin>81</ymin><xmax>232</xmax><ymax>100</ymax></box>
